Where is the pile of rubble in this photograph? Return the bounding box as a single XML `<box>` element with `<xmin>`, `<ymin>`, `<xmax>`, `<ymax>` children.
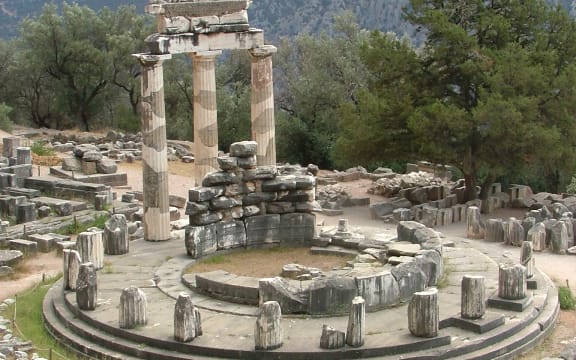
<box><xmin>0</xmin><ymin>299</ymin><xmax>47</xmax><ymax>360</ymax></box>
<box><xmin>368</xmin><ymin>172</ymin><xmax>445</xmax><ymax>197</ymax></box>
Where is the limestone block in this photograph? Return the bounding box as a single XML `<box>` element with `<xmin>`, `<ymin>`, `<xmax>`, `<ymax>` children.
<box><xmin>550</xmin><ymin>221</ymin><xmax>568</xmax><ymax>254</ymax></box>
<box><xmin>393</xmin><ymin>208</ymin><xmax>413</xmax><ymax>222</ymax></box>
<box><xmin>294</xmin><ymin>175</ymin><xmax>316</xmax><ymax>190</ymax></box>
<box><xmin>415</xmin><ymin>250</ymin><xmax>443</xmax><ymax>287</ymax></box>
<box><xmin>119</xmin><ymin>286</ymin><xmax>148</xmax><ymax>329</ymax></box>
<box><xmin>528</xmin><ymin>222</ymin><xmax>547</xmax><ymax>251</ymax></box>
<box><xmin>73</xmin><ymin>144</ymin><xmax>99</xmax><ymax>158</ymax></box>
<box><xmin>346</xmin><ymin>296</ymin><xmax>365</xmax><ymax>348</ymax></box>
<box><xmin>391</xmin><ymin>261</ymin><xmax>428</xmax><ymax>302</ymax></box>
<box><xmin>189</xmin><ymin>186</ymin><xmax>225</xmax><ymax>202</ymax></box>
<box><xmin>216</xmin><ymin>221</ymin><xmax>246</xmax><ymax>250</ymax></box>
<box><xmin>6</xmin><ymin>195</ymin><xmax>27</xmax><ymax>216</ymax></box>
<box><xmin>16</xmin><ymin>202</ymin><xmax>35</xmax><ymax>224</ymax></box>
<box><xmin>220</xmin><ymin>9</ymin><xmax>249</xmax><ymax>24</ymax></box>
<box><xmin>185</xmin><ymin>201</ymin><xmax>209</xmax><ymax>216</ymax></box>
<box><xmin>3</xmin><ymin>137</ymin><xmax>23</xmax><ymax>158</ymax></box>
<box><xmin>202</xmin><ymin>172</ymin><xmax>240</xmax><ymax>187</ymax></box>
<box><xmin>262</xmin><ymin>177</ymin><xmax>297</xmax><ymax>192</ymax></box>
<box><xmin>552</xmin><ymin>202</ymin><xmax>570</xmax><ymax>219</ymax></box>
<box><xmin>16</xmin><ymin>147</ymin><xmax>32</xmax><ymax>165</ymax></box>
<box><xmin>498</xmin><ymin>263</ymin><xmax>527</xmax><ymax>300</ymax></box>
<box><xmin>279</xmin><ymin>213</ymin><xmax>315</xmax><ymax>244</ymax></box>
<box><xmin>520</xmin><ymin>241</ymin><xmax>534</xmax><ymax>279</ymax></box>
<box><xmin>104</xmin><ymin>214</ymin><xmax>129</xmax><ymax>255</ymax></box>
<box><xmin>82</xmin><ymin>150</ymin><xmax>103</xmax><ymax>162</ymax></box>
<box><xmin>76</xmin><ymin>231</ymin><xmax>104</xmax><ymax>270</ymax></box>
<box><xmin>217</xmin><ymin>156</ymin><xmax>238</xmax><ymax>170</ymax></box>
<box><xmin>561</xmin><ymin>218</ymin><xmax>575</xmax><ymax>248</ymax></box>
<box><xmin>242</xmin><ymin>192</ymin><xmax>276</xmax><ymax>206</ymax></box>
<box><xmin>414</xmin><ymin>228</ymin><xmax>441</xmax><ymax>248</ymax></box>
<box><xmin>9</xmin><ymin>239</ymin><xmax>37</xmax><ymax>257</ymax></box>
<box><xmin>485</xmin><ymin>219</ymin><xmax>505</xmax><ymax>242</ymax></box>
<box><xmin>397</xmin><ymin>221</ymin><xmax>426</xmax><ymax>243</ymax></box>
<box><xmin>230</xmin><ymin>141</ymin><xmax>258</xmax><ymax>157</ymax></box>
<box><xmin>157</xmin><ymin>15</ymin><xmax>191</xmax><ymax>34</ymax></box>
<box><xmin>76</xmin><ymin>262</ymin><xmax>97</xmax><ymax>311</ymax></box>
<box><xmin>237</xmin><ymin>155</ymin><xmax>257</xmax><ymax>169</ymax></box>
<box><xmin>461</xmin><ymin>275</ymin><xmax>485</xmax><ymax>319</ymax></box>
<box><xmin>466</xmin><ymin>206</ymin><xmax>484</xmax><ymax>239</ymax></box>
<box><xmin>210</xmin><ymin>196</ymin><xmax>241</xmax><ymax>210</ymax></box>
<box><xmin>259</xmin><ymin>278</ymin><xmax>307</xmax><ymax>314</ymax></box>
<box><xmin>242</xmin><ymin>166</ymin><xmax>277</xmax><ymax>181</ymax></box>
<box><xmin>408</xmin><ymin>288</ymin><xmax>439</xmax><ymax>338</ymax></box>
<box><xmin>174</xmin><ymin>293</ymin><xmax>202</xmax><ymax>342</ymax></box>
<box><xmin>63</xmin><ymin>250</ymin><xmax>81</xmax><ymax>291</ymax></box>
<box><xmin>245</xmin><ymin>214</ymin><xmax>280</xmax><ymax>247</ymax></box>
<box><xmin>96</xmin><ymin>159</ymin><xmax>118</xmax><ymax>174</ymax></box>
<box><xmin>62</xmin><ymin>157</ymin><xmax>82</xmax><ymax>171</ymax></box>
<box><xmin>254</xmin><ymin>301</ymin><xmax>283</xmax><ymax>350</ymax></box>
<box><xmin>522</xmin><ymin>217</ymin><xmax>536</xmax><ymax>240</ymax></box>
<box><xmin>355</xmin><ymin>271</ymin><xmax>400</xmax><ymax>310</ymax></box>
<box><xmin>185</xmin><ymin>224</ymin><xmax>217</xmax><ymax>258</ymax></box>
<box><xmin>189</xmin><ymin>211</ymin><xmax>222</xmax><ymax>226</ymax></box>
<box><xmin>81</xmin><ymin>160</ymin><xmax>97</xmax><ymax>175</ymax></box>
<box><xmin>308</xmin><ymin>278</ymin><xmax>357</xmax><ymax>315</ymax></box>
<box><xmin>320</xmin><ymin>324</ymin><xmax>345</xmax><ymax>349</ymax></box>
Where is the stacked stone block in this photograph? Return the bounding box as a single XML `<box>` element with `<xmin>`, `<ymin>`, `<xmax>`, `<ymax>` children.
<box><xmin>185</xmin><ymin>141</ymin><xmax>316</xmax><ymax>258</ymax></box>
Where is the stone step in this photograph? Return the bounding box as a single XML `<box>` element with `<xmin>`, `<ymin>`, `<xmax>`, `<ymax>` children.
<box><xmin>44</xmin><ymin>282</ymin><xmax>217</xmax><ymax>360</ymax></box>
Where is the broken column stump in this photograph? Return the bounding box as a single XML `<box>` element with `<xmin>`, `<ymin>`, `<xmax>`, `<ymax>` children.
<box><xmin>408</xmin><ymin>288</ymin><xmax>438</xmax><ymax>338</ymax></box>
<box><xmin>461</xmin><ymin>275</ymin><xmax>485</xmax><ymax>319</ymax></box>
<box><xmin>76</xmin><ymin>262</ymin><xmax>97</xmax><ymax>311</ymax></box>
<box><xmin>466</xmin><ymin>206</ymin><xmax>484</xmax><ymax>239</ymax></box>
<box><xmin>77</xmin><ymin>230</ymin><xmax>104</xmax><ymax>270</ymax></box>
<box><xmin>528</xmin><ymin>222</ymin><xmax>547</xmax><ymax>251</ymax></box>
<box><xmin>488</xmin><ymin>263</ymin><xmax>532</xmax><ymax>312</ymax></box>
<box><xmin>119</xmin><ymin>286</ymin><xmax>148</xmax><ymax>329</ymax></box>
<box><xmin>346</xmin><ymin>296</ymin><xmax>366</xmax><ymax>347</ymax></box>
<box><xmin>104</xmin><ymin>214</ymin><xmax>129</xmax><ymax>255</ymax></box>
<box><xmin>485</xmin><ymin>219</ymin><xmax>505</xmax><ymax>242</ymax></box>
<box><xmin>63</xmin><ymin>249</ymin><xmax>82</xmax><ymax>291</ymax></box>
<box><xmin>174</xmin><ymin>293</ymin><xmax>202</xmax><ymax>343</ymax></box>
<box><xmin>320</xmin><ymin>324</ymin><xmax>346</xmax><ymax>349</ymax></box>
<box><xmin>254</xmin><ymin>301</ymin><xmax>283</xmax><ymax>350</ymax></box>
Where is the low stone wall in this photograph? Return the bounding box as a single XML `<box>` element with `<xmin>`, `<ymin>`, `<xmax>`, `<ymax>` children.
<box><xmin>184</xmin><ymin>141</ymin><xmax>317</xmax><ymax>258</ymax></box>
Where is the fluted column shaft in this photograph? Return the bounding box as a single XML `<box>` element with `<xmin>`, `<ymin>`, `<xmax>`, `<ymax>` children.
<box><xmin>137</xmin><ymin>54</ymin><xmax>172</xmax><ymax>242</ymax></box>
<box><xmin>250</xmin><ymin>45</ymin><xmax>277</xmax><ymax>166</ymax></box>
<box><xmin>192</xmin><ymin>51</ymin><xmax>221</xmax><ymax>186</ymax></box>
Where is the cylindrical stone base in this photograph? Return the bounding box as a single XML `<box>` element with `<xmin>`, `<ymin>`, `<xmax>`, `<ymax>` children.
<box><xmin>254</xmin><ymin>301</ymin><xmax>283</xmax><ymax>350</ymax></box>
<box><xmin>346</xmin><ymin>296</ymin><xmax>366</xmax><ymax>347</ymax></box>
<box><xmin>485</xmin><ymin>219</ymin><xmax>504</xmax><ymax>242</ymax></box>
<box><xmin>408</xmin><ymin>288</ymin><xmax>439</xmax><ymax>338</ymax></box>
<box><xmin>461</xmin><ymin>275</ymin><xmax>485</xmax><ymax>319</ymax></box>
<box><xmin>498</xmin><ymin>263</ymin><xmax>527</xmax><ymax>300</ymax></box>
<box><xmin>63</xmin><ymin>249</ymin><xmax>81</xmax><ymax>291</ymax></box>
<box><xmin>119</xmin><ymin>286</ymin><xmax>148</xmax><ymax>329</ymax></box>
<box><xmin>104</xmin><ymin>214</ymin><xmax>129</xmax><ymax>255</ymax></box>
<box><xmin>76</xmin><ymin>262</ymin><xmax>97</xmax><ymax>311</ymax></box>
<box><xmin>466</xmin><ymin>206</ymin><xmax>484</xmax><ymax>239</ymax></box>
<box><xmin>174</xmin><ymin>293</ymin><xmax>202</xmax><ymax>342</ymax></box>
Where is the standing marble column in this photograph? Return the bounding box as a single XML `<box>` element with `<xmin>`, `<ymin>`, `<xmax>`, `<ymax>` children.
<box><xmin>249</xmin><ymin>45</ymin><xmax>277</xmax><ymax>166</ymax></box>
<box><xmin>136</xmin><ymin>54</ymin><xmax>172</xmax><ymax>242</ymax></box>
<box><xmin>191</xmin><ymin>50</ymin><xmax>222</xmax><ymax>186</ymax></box>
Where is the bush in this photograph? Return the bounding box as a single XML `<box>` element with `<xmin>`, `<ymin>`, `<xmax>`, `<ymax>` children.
<box><xmin>0</xmin><ymin>103</ymin><xmax>13</xmax><ymax>133</ymax></box>
<box><xmin>559</xmin><ymin>285</ymin><xmax>575</xmax><ymax>310</ymax></box>
<box><xmin>566</xmin><ymin>176</ymin><xmax>576</xmax><ymax>195</ymax></box>
<box><xmin>30</xmin><ymin>141</ymin><xmax>56</xmax><ymax>156</ymax></box>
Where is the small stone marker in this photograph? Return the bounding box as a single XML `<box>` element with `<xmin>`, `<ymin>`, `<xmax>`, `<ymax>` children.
<box><xmin>76</xmin><ymin>262</ymin><xmax>97</xmax><ymax>311</ymax></box>
<box><xmin>119</xmin><ymin>286</ymin><xmax>148</xmax><ymax>329</ymax></box>
<box><xmin>466</xmin><ymin>206</ymin><xmax>484</xmax><ymax>239</ymax></box>
<box><xmin>63</xmin><ymin>249</ymin><xmax>81</xmax><ymax>291</ymax></box>
<box><xmin>77</xmin><ymin>230</ymin><xmax>105</xmax><ymax>270</ymax></box>
<box><xmin>320</xmin><ymin>324</ymin><xmax>345</xmax><ymax>349</ymax></box>
<box><xmin>461</xmin><ymin>275</ymin><xmax>485</xmax><ymax>319</ymax></box>
<box><xmin>174</xmin><ymin>293</ymin><xmax>202</xmax><ymax>342</ymax></box>
<box><xmin>346</xmin><ymin>296</ymin><xmax>366</xmax><ymax>347</ymax></box>
<box><xmin>254</xmin><ymin>301</ymin><xmax>283</xmax><ymax>350</ymax></box>
<box><xmin>408</xmin><ymin>288</ymin><xmax>438</xmax><ymax>338</ymax></box>
<box><xmin>498</xmin><ymin>263</ymin><xmax>527</xmax><ymax>300</ymax></box>
<box><xmin>104</xmin><ymin>214</ymin><xmax>129</xmax><ymax>255</ymax></box>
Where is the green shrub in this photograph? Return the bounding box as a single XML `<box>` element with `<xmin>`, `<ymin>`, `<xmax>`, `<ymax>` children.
<box><xmin>30</xmin><ymin>141</ymin><xmax>56</xmax><ymax>156</ymax></box>
<box><xmin>0</xmin><ymin>103</ymin><xmax>13</xmax><ymax>133</ymax></box>
<box><xmin>566</xmin><ymin>176</ymin><xmax>576</xmax><ymax>195</ymax></box>
<box><xmin>559</xmin><ymin>286</ymin><xmax>575</xmax><ymax>310</ymax></box>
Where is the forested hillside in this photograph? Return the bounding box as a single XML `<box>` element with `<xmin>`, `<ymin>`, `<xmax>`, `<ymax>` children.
<box><xmin>2</xmin><ymin>0</ymin><xmax>575</xmax><ymax>40</ymax></box>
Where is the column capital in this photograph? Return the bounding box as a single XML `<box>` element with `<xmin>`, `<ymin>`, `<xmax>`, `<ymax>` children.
<box><xmin>133</xmin><ymin>53</ymin><xmax>172</xmax><ymax>65</ymax></box>
<box><xmin>191</xmin><ymin>50</ymin><xmax>223</xmax><ymax>60</ymax></box>
<box><xmin>249</xmin><ymin>45</ymin><xmax>277</xmax><ymax>58</ymax></box>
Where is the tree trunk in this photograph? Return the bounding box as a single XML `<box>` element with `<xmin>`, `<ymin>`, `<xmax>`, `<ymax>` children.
<box><xmin>479</xmin><ymin>173</ymin><xmax>496</xmax><ymax>200</ymax></box>
<box><xmin>463</xmin><ymin>173</ymin><xmax>478</xmax><ymax>202</ymax></box>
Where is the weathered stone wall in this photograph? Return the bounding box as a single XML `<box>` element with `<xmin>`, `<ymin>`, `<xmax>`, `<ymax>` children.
<box><xmin>185</xmin><ymin>141</ymin><xmax>316</xmax><ymax>258</ymax></box>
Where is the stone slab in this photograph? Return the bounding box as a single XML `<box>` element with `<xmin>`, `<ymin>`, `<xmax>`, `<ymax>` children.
<box><xmin>9</xmin><ymin>239</ymin><xmax>38</xmax><ymax>257</ymax></box>
<box><xmin>527</xmin><ymin>279</ymin><xmax>538</xmax><ymax>290</ymax></box>
<box><xmin>441</xmin><ymin>312</ymin><xmax>506</xmax><ymax>334</ymax></box>
<box><xmin>487</xmin><ymin>295</ymin><xmax>533</xmax><ymax>312</ymax></box>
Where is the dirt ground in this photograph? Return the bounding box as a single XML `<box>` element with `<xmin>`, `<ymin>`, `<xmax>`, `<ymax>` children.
<box><xmin>0</xmin><ymin>129</ymin><xmax>574</xmax><ymax>358</ymax></box>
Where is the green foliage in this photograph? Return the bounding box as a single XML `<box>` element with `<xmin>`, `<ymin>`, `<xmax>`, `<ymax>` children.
<box><xmin>566</xmin><ymin>177</ymin><xmax>576</xmax><ymax>195</ymax></box>
<box><xmin>1</xmin><ymin>276</ymin><xmax>80</xmax><ymax>359</ymax></box>
<box><xmin>559</xmin><ymin>286</ymin><xmax>575</xmax><ymax>310</ymax></box>
<box><xmin>30</xmin><ymin>141</ymin><xmax>55</xmax><ymax>156</ymax></box>
<box><xmin>0</xmin><ymin>103</ymin><xmax>13</xmax><ymax>133</ymax></box>
<box><xmin>58</xmin><ymin>214</ymin><xmax>109</xmax><ymax>235</ymax></box>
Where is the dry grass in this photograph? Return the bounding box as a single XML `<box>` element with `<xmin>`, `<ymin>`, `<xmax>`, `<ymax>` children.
<box><xmin>517</xmin><ymin>310</ymin><xmax>576</xmax><ymax>359</ymax></box>
<box><xmin>186</xmin><ymin>247</ymin><xmax>354</xmax><ymax>278</ymax></box>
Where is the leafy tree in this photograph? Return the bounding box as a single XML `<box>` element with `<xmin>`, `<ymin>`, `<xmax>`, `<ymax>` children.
<box><xmin>403</xmin><ymin>0</ymin><xmax>576</xmax><ymax>199</ymax></box>
<box><xmin>275</xmin><ymin>12</ymin><xmax>369</xmax><ymax>168</ymax></box>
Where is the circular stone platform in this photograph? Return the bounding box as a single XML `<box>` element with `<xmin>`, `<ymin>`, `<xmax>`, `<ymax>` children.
<box><xmin>42</xmin><ymin>236</ymin><xmax>558</xmax><ymax>360</ymax></box>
